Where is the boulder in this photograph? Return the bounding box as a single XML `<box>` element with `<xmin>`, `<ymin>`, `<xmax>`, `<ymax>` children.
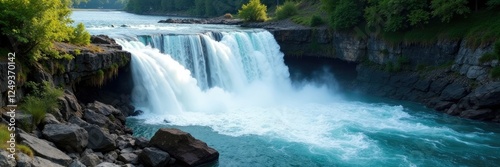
<box><xmin>440</xmin><ymin>81</ymin><xmax>468</xmax><ymax>101</ymax></box>
<box><xmin>42</xmin><ymin>113</ymin><xmax>60</xmax><ymax>125</ymax></box>
<box><xmin>18</xmin><ymin>131</ymin><xmax>72</xmax><ymax>166</ymax></box>
<box><xmin>135</xmin><ymin>137</ymin><xmax>149</xmax><ymax>149</ymax></box>
<box><xmin>104</xmin><ymin>151</ymin><xmax>118</xmax><ymax>162</ymax></box>
<box><xmin>2</xmin><ymin>112</ymin><xmax>33</xmax><ymax>132</ymax></box>
<box><xmin>87</xmin><ymin>101</ymin><xmax>120</xmax><ymax>116</ymax></box>
<box><xmin>68</xmin><ymin>160</ymin><xmax>87</xmax><ymax>167</ymax></box>
<box><xmin>139</xmin><ymin>147</ymin><xmax>171</xmax><ymax>167</ymax></box>
<box><xmin>68</xmin><ymin>116</ymin><xmax>90</xmax><ymax>127</ymax></box>
<box><xmin>83</xmin><ymin>109</ymin><xmax>110</xmax><ymax>127</ymax></box>
<box><xmin>0</xmin><ymin>150</ymin><xmax>16</xmax><ymax>167</ymax></box>
<box><xmin>31</xmin><ymin>156</ymin><xmax>65</xmax><ymax>167</ymax></box>
<box><xmin>131</xmin><ymin>110</ymin><xmax>143</xmax><ymax>116</ymax></box>
<box><xmin>460</xmin><ymin>109</ymin><xmax>495</xmax><ymax>120</ymax></box>
<box><xmin>80</xmin><ymin>152</ymin><xmax>102</xmax><ymax>167</ymax></box>
<box><xmin>118</xmin><ymin>153</ymin><xmax>138</xmax><ymax>164</ymax></box>
<box><xmin>466</xmin><ymin>82</ymin><xmax>500</xmax><ymax>108</ymax></box>
<box><xmin>85</xmin><ymin>125</ymin><xmax>117</xmax><ymax>152</ymax></box>
<box><xmin>149</xmin><ymin>128</ymin><xmax>219</xmax><ymax>166</ymax></box>
<box><xmin>96</xmin><ymin>162</ymin><xmax>121</xmax><ymax>167</ymax></box>
<box><xmin>42</xmin><ymin>124</ymin><xmax>88</xmax><ymax>153</ymax></box>
<box><xmin>15</xmin><ymin>152</ymin><xmax>31</xmax><ymax>167</ymax></box>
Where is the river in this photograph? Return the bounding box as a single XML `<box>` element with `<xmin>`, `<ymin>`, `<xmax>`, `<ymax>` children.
<box><xmin>72</xmin><ymin>10</ymin><xmax>500</xmax><ymax>167</ymax></box>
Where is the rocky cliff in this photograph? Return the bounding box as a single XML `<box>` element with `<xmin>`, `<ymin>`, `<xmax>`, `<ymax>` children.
<box><xmin>269</xmin><ymin>27</ymin><xmax>500</xmax><ymax>122</ymax></box>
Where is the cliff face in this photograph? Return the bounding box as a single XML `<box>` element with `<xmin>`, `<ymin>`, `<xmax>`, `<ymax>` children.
<box><xmin>270</xmin><ymin>28</ymin><xmax>500</xmax><ymax>122</ymax></box>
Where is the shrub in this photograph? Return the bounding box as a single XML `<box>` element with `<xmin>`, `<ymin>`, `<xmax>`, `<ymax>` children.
<box><xmin>275</xmin><ymin>1</ymin><xmax>298</xmax><ymax>20</ymax></box>
<box><xmin>89</xmin><ymin>70</ymin><xmax>105</xmax><ymax>87</ymax></box>
<box><xmin>310</xmin><ymin>15</ymin><xmax>324</xmax><ymax>27</ymax></box>
<box><xmin>21</xmin><ymin>81</ymin><xmax>64</xmax><ymax>126</ymax></box>
<box><xmin>16</xmin><ymin>144</ymin><xmax>34</xmax><ymax>158</ymax></box>
<box><xmin>70</xmin><ymin>23</ymin><xmax>91</xmax><ymax>46</ymax></box>
<box><xmin>238</xmin><ymin>0</ymin><xmax>268</xmax><ymax>22</ymax></box>
<box><xmin>224</xmin><ymin>13</ymin><xmax>233</xmax><ymax>19</ymax></box>
<box><xmin>491</xmin><ymin>66</ymin><xmax>500</xmax><ymax>78</ymax></box>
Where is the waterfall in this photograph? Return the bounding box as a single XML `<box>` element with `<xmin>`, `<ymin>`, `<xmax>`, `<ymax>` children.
<box><xmin>117</xmin><ymin>31</ymin><xmax>298</xmax><ymax>115</ymax></box>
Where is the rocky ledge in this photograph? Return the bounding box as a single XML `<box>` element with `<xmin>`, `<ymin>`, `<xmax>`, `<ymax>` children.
<box><xmin>0</xmin><ymin>35</ymin><xmax>219</xmax><ymax>166</ymax></box>
<box><xmin>158</xmin><ymin>16</ymin><xmax>243</xmax><ymax>25</ymax></box>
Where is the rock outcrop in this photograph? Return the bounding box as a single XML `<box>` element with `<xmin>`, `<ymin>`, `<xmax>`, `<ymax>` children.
<box><xmin>42</xmin><ymin>124</ymin><xmax>89</xmax><ymax>153</ymax></box>
<box><xmin>263</xmin><ymin>25</ymin><xmax>500</xmax><ymax>122</ymax></box>
<box><xmin>150</xmin><ymin>128</ymin><xmax>219</xmax><ymax>166</ymax></box>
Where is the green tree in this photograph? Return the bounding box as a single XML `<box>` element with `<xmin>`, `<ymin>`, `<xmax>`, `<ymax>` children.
<box><xmin>238</xmin><ymin>0</ymin><xmax>268</xmax><ymax>22</ymax></box>
<box><xmin>365</xmin><ymin>0</ymin><xmax>430</xmax><ymax>32</ymax></box>
<box><xmin>0</xmin><ymin>0</ymin><xmax>76</xmax><ymax>62</ymax></box>
<box><xmin>488</xmin><ymin>0</ymin><xmax>500</xmax><ymax>7</ymax></box>
<box><xmin>275</xmin><ymin>1</ymin><xmax>298</xmax><ymax>20</ymax></box>
<box><xmin>71</xmin><ymin>23</ymin><xmax>91</xmax><ymax>46</ymax></box>
<box><xmin>431</xmin><ymin>0</ymin><xmax>470</xmax><ymax>23</ymax></box>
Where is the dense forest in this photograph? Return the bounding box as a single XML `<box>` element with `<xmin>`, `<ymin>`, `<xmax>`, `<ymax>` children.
<box><xmin>125</xmin><ymin>0</ymin><xmax>281</xmax><ymax>17</ymax></box>
<box><xmin>73</xmin><ymin>0</ymin><xmax>126</xmax><ymax>9</ymax></box>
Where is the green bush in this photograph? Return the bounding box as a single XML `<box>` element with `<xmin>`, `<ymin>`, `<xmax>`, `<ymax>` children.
<box><xmin>491</xmin><ymin>66</ymin><xmax>500</xmax><ymax>78</ymax></box>
<box><xmin>310</xmin><ymin>15</ymin><xmax>324</xmax><ymax>27</ymax></box>
<box><xmin>238</xmin><ymin>0</ymin><xmax>268</xmax><ymax>22</ymax></box>
<box><xmin>70</xmin><ymin>23</ymin><xmax>91</xmax><ymax>46</ymax></box>
<box><xmin>275</xmin><ymin>1</ymin><xmax>298</xmax><ymax>20</ymax></box>
<box><xmin>21</xmin><ymin>82</ymin><xmax>64</xmax><ymax>126</ymax></box>
<box><xmin>0</xmin><ymin>125</ymin><xmax>34</xmax><ymax>158</ymax></box>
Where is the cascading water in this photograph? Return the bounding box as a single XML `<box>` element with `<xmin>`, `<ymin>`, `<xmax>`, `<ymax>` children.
<box><xmin>74</xmin><ymin>11</ymin><xmax>500</xmax><ymax>166</ymax></box>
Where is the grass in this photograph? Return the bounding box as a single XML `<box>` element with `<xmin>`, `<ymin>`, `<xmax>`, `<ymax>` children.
<box><xmin>0</xmin><ymin>125</ymin><xmax>34</xmax><ymax>158</ymax></box>
<box><xmin>89</xmin><ymin>69</ymin><xmax>105</xmax><ymax>87</ymax></box>
<box><xmin>290</xmin><ymin>1</ymin><xmax>327</xmax><ymax>26</ymax></box>
<box><xmin>21</xmin><ymin>81</ymin><xmax>64</xmax><ymax>126</ymax></box>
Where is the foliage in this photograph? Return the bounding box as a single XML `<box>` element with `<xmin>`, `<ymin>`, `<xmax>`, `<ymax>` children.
<box><xmin>275</xmin><ymin>1</ymin><xmax>298</xmax><ymax>20</ymax></box>
<box><xmin>365</xmin><ymin>0</ymin><xmax>430</xmax><ymax>32</ymax></box>
<box><xmin>70</xmin><ymin>23</ymin><xmax>91</xmax><ymax>46</ymax></box>
<box><xmin>0</xmin><ymin>125</ymin><xmax>34</xmax><ymax>158</ymax></box>
<box><xmin>89</xmin><ymin>69</ymin><xmax>105</xmax><ymax>87</ymax></box>
<box><xmin>0</xmin><ymin>0</ymin><xmax>78</xmax><ymax>62</ymax></box>
<box><xmin>310</xmin><ymin>15</ymin><xmax>324</xmax><ymax>27</ymax></box>
<box><xmin>479</xmin><ymin>40</ymin><xmax>500</xmax><ymax>63</ymax></box>
<box><xmin>488</xmin><ymin>0</ymin><xmax>500</xmax><ymax>7</ymax></box>
<box><xmin>21</xmin><ymin>81</ymin><xmax>64</xmax><ymax>126</ymax></box>
<box><xmin>431</xmin><ymin>0</ymin><xmax>470</xmax><ymax>23</ymax></box>
<box><xmin>16</xmin><ymin>144</ymin><xmax>34</xmax><ymax>158</ymax></box>
<box><xmin>491</xmin><ymin>66</ymin><xmax>500</xmax><ymax>78</ymax></box>
<box><xmin>73</xmin><ymin>0</ymin><xmax>126</xmax><ymax>9</ymax></box>
<box><xmin>224</xmin><ymin>13</ymin><xmax>233</xmax><ymax>19</ymax></box>
<box><xmin>238</xmin><ymin>0</ymin><xmax>268</xmax><ymax>22</ymax></box>
<box><xmin>321</xmin><ymin>0</ymin><xmax>364</xmax><ymax>29</ymax></box>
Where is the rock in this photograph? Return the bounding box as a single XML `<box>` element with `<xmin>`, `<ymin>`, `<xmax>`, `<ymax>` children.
<box><xmin>434</xmin><ymin>101</ymin><xmax>454</xmax><ymax>111</ymax></box>
<box><xmin>440</xmin><ymin>81</ymin><xmax>468</xmax><ymax>101</ymax></box>
<box><xmin>446</xmin><ymin>104</ymin><xmax>461</xmax><ymax>116</ymax></box>
<box><xmin>96</xmin><ymin>162</ymin><xmax>121</xmax><ymax>167</ymax></box>
<box><xmin>135</xmin><ymin>137</ymin><xmax>149</xmax><ymax>149</ymax></box>
<box><xmin>104</xmin><ymin>151</ymin><xmax>118</xmax><ymax>162</ymax></box>
<box><xmin>68</xmin><ymin>116</ymin><xmax>90</xmax><ymax>127</ymax></box>
<box><xmin>84</xmin><ymin>125</ymin><xmax>117</xmax><ymax>152</ymax></box>
<box><xmin>466</xmin><ymin>66</ymin><xmax>487</xmax><ymax>79</ymax></box>
<box><xmin>42</xmin><ymin>124</ymin><xmax>88</xmax><ymax>153</ymax></box>
<box><xmin>18</xmin><ymin>131</ymin><xmax>72</xmax><ymax>166</ymax></box>
<box><xmin>91</xmin><ymin>35</ymin><xmax>116</xmax><ymax>45</ymax></box>
<box><xmin>87</xmin><ymin>101</ymin><xmax>120</xmax><ymax>116</ymax></box>
<box><xmin>131</xmin><ymin>110</ymin><xmax>143</xmax><ymax>116</ymax></box>
<box><xmin>69</xmin><ymin>159</ymin><xmax>87</xmax><ymax>167</ymax></box>
<box><xmin>460</xmin><ymin>109</ymin><xmax>495</xmax><ymax>120</ymax></box>
<box><xmin>58</xmin><ymin>90</ymin><xmax>83</xmax><ymax>120</ymax></box>
<box><xmin>31</xmin><ymin>156</ymin><xmax>64</xmax><ymax>167</ymax></box>
<box><xmin>150</xmin><ymin>128</ymin><xmax>219</xmax><ymax>166</ymax></box>
<box><xmin>139</xmin><ymin>147</ymin><xmax>170</xmax><ymax>167</ymax></box>
<box><xmin>15</xmin><ymin>152</ymin><xmax>31</xmax><ymax>167</ymax></box>
<box><xmin>2</xmin><ymin>112</ymin><xmax>33</xmax><ymax>132</ymax></box>
<box><xmin>0</xmin><ymin>150</ymin><xmax>16</xmax><ymax>167</ymax></box>
<box><xmin>466</xmin><ymin>82</ymin><xmax>500</xmax><ymax>108</ymax></box>
<box><xmin>83</xmin><ymin>109</ymin><xmax>111</xmax><ymax>127</ymax></box>
<box><xmin>118</xmin><ymin>153</ymin><xmax>138</xmax><ymax>164</ymax></box>
<box><xmin>42</xmin><ymin>114</ymin><xmax>60</xmax><ymax>125</ymax></box>
<box><xmin>80</xmin><ymin>152</ymin><xmax>102</xmax><ymax>167</ymax></box>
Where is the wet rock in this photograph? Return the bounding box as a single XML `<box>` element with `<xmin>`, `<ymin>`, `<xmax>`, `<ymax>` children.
<box><xmin>42</xmin><ymin>124</ymin><xmax>88</xmax><ymax>153</ymax></box>
<box><xmin>150</xmin><ymin>128</ymin><xmax>219</xmax><ymax>166</ymax></box>
<box><xmin>135</xmin><ymin>137</ymin><xmax>149</xmax><ymax>149</ymax></box>
<box><xmin>460</xmin><ymin>109</ymin><xmax>495</xmax><ymax>120</ymax></box>
<box><xmin>18</xmin><ymin>131</ymin><xmax>72</xmax><ymax>166</ymax></box>
<box><xmin>434</xmin><ymin>101</ymin><xmax>454</xmax><ymax>111</ymax></box>
<box><xmin>131</xmin><ymin>110</ymin><xmax>143</xmax><ymax>116</ymax></box>
<box><xmin>465</xmin><ymin>82</ymin><xmax>500</xmax><ymax>108</ymax></box>
<box><xmin>84</xmin><ymin>125</ymin><xmax>117</xmax><ymax>152</ymax></box>
<box><xmin>139</xmin><ymin>147</ymin><xmax>170</xmax><ymax>167</ymax></box>
<box><xmin>440</xmin><ymin>81</ymin><xmax>468</xmax><ymax>101</ymax></box>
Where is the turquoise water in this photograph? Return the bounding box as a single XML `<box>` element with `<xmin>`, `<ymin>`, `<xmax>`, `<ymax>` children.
<box><xmin>73</xmin><ymin>10</ymin><xmax>500</xmax><ymax>167</ymax></box>
<box><xmin>126</xmin><ymin>97</ymin><xmax>500</xmax><ymax>167</ymax></box>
